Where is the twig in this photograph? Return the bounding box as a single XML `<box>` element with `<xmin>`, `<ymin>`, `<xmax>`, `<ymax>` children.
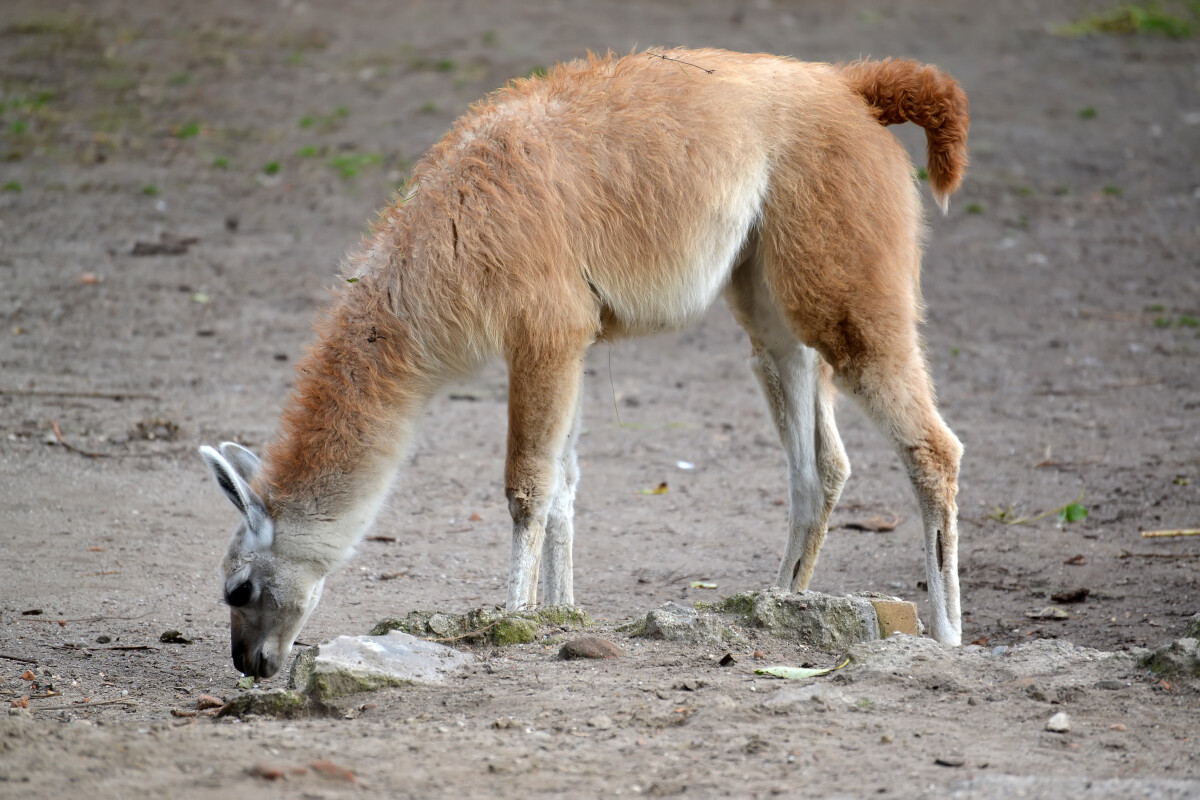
<box><xmin>90</xmin><ymin>645</ymin><xmax>157</xmax><ymax>652</ymax></box>
<box><xmin>50</xmin><ymin>421</ymin><xmax>110</xmax><ymax>459</ymax></box>
<box><xmin>1141</xmin><ymin>529</ymin><xmax>1200</xmax><ymax>538</ymax></box>
<box><xmin>1119</xmin><ymin>550</ymin><xmax>1200</xmax><ymax>560</ymax></box>
<box><xmin>22</xmin><ymin>609</ymin><xmax>156</xmax><ymax>625</ymax></box>
<box><xmin>647</xmin><ymin>51</ymin><xmax>715</xmax><ymax>74</ymax></box>
<box><xmin>30</xmin><ymin>697</ymin><xmax>138</xmax><ymax>712</ymax></box>
<box><xmin>0</xmin><ymin>389</ymin><xmax>160</xmax><ymax>401</ymax></box>
<box><xmin>993</xmin><ymin>490</ymin><xmax>1085</xmax><ymax>526</ymax></box>
<box><xmin>0</xmin><ymin>653</ymin><xmax>38</xmax><ymax>664</ymax></box>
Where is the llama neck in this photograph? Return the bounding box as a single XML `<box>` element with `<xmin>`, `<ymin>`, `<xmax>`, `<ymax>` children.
<box><xmin>255</xmin><ymin>289</ymin><xmax>438</xmax><ymax>567</ymax></box>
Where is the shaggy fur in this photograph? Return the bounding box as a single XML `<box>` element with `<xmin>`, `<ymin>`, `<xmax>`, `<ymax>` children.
<box><xmin>201</xmin><ymin>48</ymin><xmax>970</xmax><ymax>677</ymax></box>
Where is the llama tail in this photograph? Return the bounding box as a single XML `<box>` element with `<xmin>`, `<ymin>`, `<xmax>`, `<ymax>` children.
<box><xmin>841</xmin><ymin>59</ymin><xmax>970</xmax><ymax>214</ymax></box>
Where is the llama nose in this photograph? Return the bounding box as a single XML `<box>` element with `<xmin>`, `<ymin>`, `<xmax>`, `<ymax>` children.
<box><xmin>232</xmin><ymin>639</ymin><xmax>248</xmax><ymax>674</ymax></box>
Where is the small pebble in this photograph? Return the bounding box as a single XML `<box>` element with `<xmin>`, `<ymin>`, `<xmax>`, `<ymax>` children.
<box><xmin>935</xmin><ymin>753</ymin><xmax>965</xmax><ymax>767</ymax></box>
<box><xmin>1111</xmin><ymin>723</ymin><xmax>1127</xmax><ymax>732</ymax></box>
<box><xmin>1046</xmin><ymin>711</ymin><xmax>1072</xmax><ymax>733</ymax></box>
<box><xmin>586</xmin><ymin>715</ymin><xmax>613</xmax><ymax>730</ymax></box>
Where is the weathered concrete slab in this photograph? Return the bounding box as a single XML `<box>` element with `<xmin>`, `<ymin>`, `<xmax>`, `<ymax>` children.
<box><xmin>713</xmin><ymin>588</ymin><xmax>881</xmax><ymax>650</ymax></box>
<box><xmin>293</xmin><ymin>631</ymin><xmax>474</xmax><ymax>700</ymax></box>
<box><xmin>632</xmin><ymin>601</ymin><xmax>749</xmax><ymax>647</ymax></box>
<box><xmin>371</xmin><ymin>605</ymin><xmax>592</xmax><ymax>646</ymax></box>
<box><xmin>1143</xmin><ymin>638</ymin><xmax>1200</xmax><ymax>678</ymax></box>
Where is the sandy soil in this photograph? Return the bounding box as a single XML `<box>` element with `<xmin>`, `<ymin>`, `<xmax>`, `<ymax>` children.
<box><xmin>1</xmin><ymin>1</ymin><xmax>1198</xmax><ymax>797</ymax></box>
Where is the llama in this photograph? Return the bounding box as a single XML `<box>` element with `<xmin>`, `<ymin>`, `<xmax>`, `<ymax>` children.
<box><xmin>200</xmin><ymin>49</ymin><xmax>969</xmax><ymax>678</ymax></box>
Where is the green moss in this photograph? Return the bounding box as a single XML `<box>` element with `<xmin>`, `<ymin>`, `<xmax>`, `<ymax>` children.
<box><xmin>490</xmin><ymin>617</ymin><xmax>539</xmax><ymax>645</ymax></box>
<box><xmin>218</xmin><ymin>689</ymin><xmax>310</xmax><ymax>719</ymax></box>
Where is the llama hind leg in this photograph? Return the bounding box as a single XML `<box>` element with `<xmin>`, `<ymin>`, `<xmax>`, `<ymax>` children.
<box><xmin>725</xmin><ymin>266</ymin><xmax>850</xmax><ymax>595</ymax></box>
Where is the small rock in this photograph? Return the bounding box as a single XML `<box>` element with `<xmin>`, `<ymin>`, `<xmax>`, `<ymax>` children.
<box><xmin>1050</xmin><ymin>587</ymin><xmax>1090</xmax><ymax>604</ymax></box>
<box><xmin>559</xmin><ymin>636</ymin><xmax>623</xmax><ymax>660</ymax></box>
<box><xmin>248</xmin><ymin>764</ymin><xmax>284</xmax><ymax>780</ymax></box>
<box><xmin>1094</xmin><ymin>680</ymin><xmax>1125</xmax><ymax>690</ymax></box>
<box><xmin>718</xmin><ymin>653</ymin><xmax>737</xmax><ymax>667</ymax></box>
<box><xmin>586</xmin><ymin>715</ymin><xmax>613</xmax><ymax>730</ymax></box>
<box><xmin>1046</xmin><ymin>711</ymin><xmax>1072</xmax><ymax>733</ymax></box>
<box><xmin>309</xmin><ymin>759</ymin><xmax>355</xmax><ymax>783</ymax></box>
<box><xmin>1111</xmin><ymin>723</ymin><xmax>1127</xmax><ymax>731</ymax></box>
<box><xmin>935</xmin><ymin>753</ymin><xmax>965</xmax><ymax>767</ymax></box>
<box><xmin>95</xmin><ymin>635</ymin><xmax>111</xmax><ymax>644</ymax></box>
<box><xmin>20</xmin><ymin>670</ymin><xmax>35</xmax><ymax>681</ymax></box>
<box><xmin>880</xmin><ymin>733</ymin><xmax>894</xmax><ymax>744</ymax></box>
<box><xmin>10</xmin><ymin>696</ymin><xmax>29</xmax><ymax>709</ymax></box>
<box><xmin>752</xmin><ymin>650</ymin><xmax>766</xmax><ymax>660</ymax></box>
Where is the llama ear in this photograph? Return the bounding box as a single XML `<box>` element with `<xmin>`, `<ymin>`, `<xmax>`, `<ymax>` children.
<box><xmin>199</xmin><ymin>445</ymin><xmax>269</xmax><ymax>532</ymax></box>
<box><xmin>218</xmin><ymin>441</ymin><xmax>261</xmax><ymax>484</ymax></box>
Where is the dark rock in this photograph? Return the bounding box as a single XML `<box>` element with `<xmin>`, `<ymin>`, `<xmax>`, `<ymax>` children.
<box><xmin>559</xmin><ymin>636</ymin><xmax>624</xmax><ymax>660</ymax></box>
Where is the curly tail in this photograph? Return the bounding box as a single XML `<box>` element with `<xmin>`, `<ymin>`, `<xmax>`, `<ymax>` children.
<box><xmin>841</xmin><ymin>59</ymin><xmax>969</xmax><ymax>214</ymax></box>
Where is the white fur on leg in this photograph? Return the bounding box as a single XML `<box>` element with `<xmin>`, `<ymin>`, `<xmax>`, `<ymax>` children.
<box><xmin>507</xmin><ymin>518</ymin><xmax>545</xmax><ymax>611</ymax></box>
<box><xmin>920</xmin><ymin>501</ymin><xmax>962</xmax><ymax>645</ymax></box>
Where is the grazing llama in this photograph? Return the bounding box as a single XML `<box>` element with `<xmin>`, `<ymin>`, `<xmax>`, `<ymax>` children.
<box><xmin>201</xmin><ymin>49</ymin><xmax>969</xmax><ymax>678</ymax></box>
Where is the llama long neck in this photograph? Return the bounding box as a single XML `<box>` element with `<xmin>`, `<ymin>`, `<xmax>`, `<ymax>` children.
<box><xmin>255</xmin><ymin>278</ymin><xmax>439</xmax><ymax>566</ymax></box>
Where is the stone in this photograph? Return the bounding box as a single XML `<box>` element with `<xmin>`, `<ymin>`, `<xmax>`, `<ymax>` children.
<box><xmin>863</xmin><ymin>596</ymin><xmax>922</xmax><ymax>637</ymax></box>
<box><xmin>559</xmin><ymin>636</ymin><xmax>624</xmax><ymax>660</ymax></box>
<box><xmin>718</xmin><ymin>588</ymin><xmax>880</xmax><ymax>650</ymax></box>
<box><xmin>370</xmin><ymin>605</ymin><xmax>592</xmax><ymax>646</ymax></box>
<box><xmin>635</xmin><ymin>602</ymin><xmax>748</xmax><ymax>647</ymax></box>
<box><xmin>586</xmin><ymin>715</ymin><xmax>614</xmax><ymax>730</ymax></box>
<box><xmin>1045</xmin><ymin>711</ymin><xmax>1072</xmax><ymax>733</ymax></box>
<box><xmin>935</xmin><ymin>753</ymin><xmax>966</xmax><ymax>767</ymax></box>
<box><xmin>218</xmin><ymin>689</ymin><xmax>309</xmax><ymax>719</ymax></box>
<box><xmin>302</xmin><ymin>631</ymin><xmax>474</xmax><ymax>700</ymax></box>
<box><xmin>1142</xmin><ymin>638</ymin><xmax>1200</xmax><ymax>678</ymax></box>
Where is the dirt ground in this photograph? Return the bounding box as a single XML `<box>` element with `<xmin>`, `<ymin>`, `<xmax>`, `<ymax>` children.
<box><xmin>1</xmin><ymin>0</ymin><xmax>1199</xmax><ymax>797</ymax></box>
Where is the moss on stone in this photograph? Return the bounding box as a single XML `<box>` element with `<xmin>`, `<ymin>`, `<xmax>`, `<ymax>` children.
<box><xmin>218</xmin><ymin>688</ymin><xmax>310</xmax><ymax>719</ymax></box>
<box><xmin>490</xmin><ymin>617</ymin><xmax>539</xmax><ymax>645</ymax></box>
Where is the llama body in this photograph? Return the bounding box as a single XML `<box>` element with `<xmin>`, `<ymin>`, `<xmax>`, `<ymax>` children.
<box><xmin>201</xmin><ymin>49</ymin><xmax>969</xmax><ymax>678</ymax></box>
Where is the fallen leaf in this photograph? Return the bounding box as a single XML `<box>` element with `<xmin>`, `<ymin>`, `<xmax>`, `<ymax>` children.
<box><xmin>755</xmin><ymin>658</ymin><xmax>850</xmax><ymax>680</ymax></box>
<box><xmin>76</xmin><ymin>272</ymin><xmax>100</xmax><ymax>285</ymax></box>
<box><xmin>841</xmin><ymin>515</ymin><xmax>900</xmax><ymax>532</ymax></box>
<box><xmin>638</xmin><ymin>482</ymin><xmax>669</xmax><ymax>495</ymax></box>
<box><xmin>248</xmin><ymin>763</ymin><xmax>284</xmax><ymax>780</ymax></box>
<box><xmin>364</xmin><ymin>535</ymin><xmax>396</xmax><ymax>543</ymax></box>
<box><xmin>469</xmin><ymin>512</ymin><xmax>483</xmax><ymax>522</ymax></box>
<box><xmin>1025</xmin><ymin>606</ymin><xmax>1071</xmax><ymax>620</ymax></box>
<box><xmin>236</xmin><ymin>676</ymin><xmax>255</xmax><ymax>689</ymax></box>
<box><xmin>688</xmin><ymin>581</ymin><xmax>718</xmax><ymax>589</ymax></box>
<box><xmin>159</xmin><ymin>630</ymin><xmax>193</xmax><ymax>644</ymax></box>
<box><xmin>21</xmin><ymin>670</ymin><xmax>35</xmax><ymax>681</ymax></box>
<box><xmin>196</xmin><ymin>694</ymin><xmax>225</xmax><ymax>710</ymax></box>
<box><xmin>1063</xmin><ymin>554</ymin><xmax>1088</xmax><ymax>566</ymax></box>
<box><xmin>10</xmin><ymin>697</ymin><xmax>29</xmax><ymax>708</ymax></box>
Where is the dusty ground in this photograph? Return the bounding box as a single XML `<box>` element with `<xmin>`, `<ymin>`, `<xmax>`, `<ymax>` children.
<box><xmin>1</xmin><ymin>0</ymin><xmax>1199</xmax><ymax>797</ymax></box>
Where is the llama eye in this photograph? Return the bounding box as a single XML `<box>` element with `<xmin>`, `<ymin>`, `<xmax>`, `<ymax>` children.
<box><xmin>226</xmin><ymin>581</ymin><xmax>254</xmax><ymax>607</ymax></box>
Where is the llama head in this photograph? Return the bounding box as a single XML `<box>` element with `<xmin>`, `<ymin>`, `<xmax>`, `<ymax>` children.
<box><xmin>199</xmin><ymin>442</ymin><xmax>325</xmax><ymax>679</ymax></box>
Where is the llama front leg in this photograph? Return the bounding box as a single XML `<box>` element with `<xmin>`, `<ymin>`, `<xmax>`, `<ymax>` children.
<box><xmin>540</xmin><ymin>400</ymin><xmax>582</xmax><ymax>606</ymax></box>
<box><xmin>505</xmin><ymin>345</ymin><xmax>586</xmax><ymax>611</ymax></box>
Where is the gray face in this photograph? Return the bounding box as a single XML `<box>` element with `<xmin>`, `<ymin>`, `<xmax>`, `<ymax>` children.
<box><xmin>220</xmin><ymin>523</ymin><xmax>326</xmax><ymax>678</ymax></box>
<box><xmin>221</xmin><ymin>529</ymin><xmax>325</xmax><ymax>678</ymax></box>
<box><xmin>202</xmin><ymin>443</ymin><xmax>325</xmax><ymax>680</ymax></box>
